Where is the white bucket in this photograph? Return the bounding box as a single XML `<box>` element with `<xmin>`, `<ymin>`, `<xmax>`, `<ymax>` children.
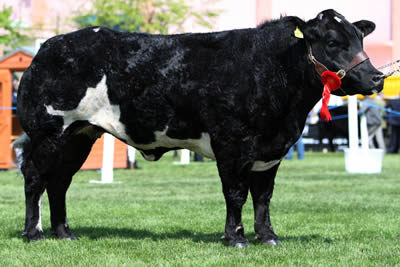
<box><xmin>344</xmin><ymin>148</ymin><xmax>384</xmax><ymax>174</ymax></box>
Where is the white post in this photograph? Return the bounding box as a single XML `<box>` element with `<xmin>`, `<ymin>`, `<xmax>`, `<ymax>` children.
<box><xmin>90</xmin><ymin>134</ymin><xmax>121</xmax><ymax>184</ymax></box>
<box><xmin>344</xmin><ymin>96</ymin><xmax>383</xmax><ymax>173</ymax></box>
<box><xmin>101</xmin><ymin>133</ymin><xmax>114</xmax><ymax>183</ymax></box>
<box><xmin>347</xmin><ymin>95</ymin><xmax>359</xmax><ymax>150</ymax></box>
<box><xmin>360</xmin><ymin>114</ymin><xmax>369</xmax><ymax>150</ymax></box>
<box><xmin>180</xmin><ymin>149</ymin><xmax>191</xmax><ymax>164</ymax></box>
<box><xmin>127</xmin><ymin>146</ymin><xmax>136</xmax><ymax>166</ymax></box>
<box><xmin>344</xmin><ymin>95</ymin><xmax>360</xmax><ymax>173</ymax></box>
<box><xmin>173</xmin><ymin>149</ymin><xmax>191</xmax><ymax>165</ymax></box>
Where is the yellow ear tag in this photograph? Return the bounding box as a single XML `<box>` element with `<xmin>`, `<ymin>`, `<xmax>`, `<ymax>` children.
<box><xmin>294</xmin><ymin>27</ymin><xmax>304</xmax><ymax>39</ymax></box>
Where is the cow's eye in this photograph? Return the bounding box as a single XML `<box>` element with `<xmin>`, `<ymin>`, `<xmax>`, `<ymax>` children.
<box><xmin>327</xmin><ymin>40</ymin><xmax>337</xmax><ymax>48</ymax></box>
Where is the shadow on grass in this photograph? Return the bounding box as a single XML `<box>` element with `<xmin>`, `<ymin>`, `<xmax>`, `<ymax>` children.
<box><xmin>73</xmin><ymin>227</ymin><xmax>333</xmax><ymax>244</ymax></box>
<box><xmin>10</xmin><ymin>227</ymin><xmax>223</xmax><ymax>244</ymax></box>
<box><xmin>12</xmin><ymin>228</ymin><xmax>332</xmax><ymax>245</ymax></box>
<box><xmin>73</xmin><ymin>227</ymin><xmax>223</xmax><ymax>243</ymax></box>
<box><xmin>280</xmin><ymin>235</ymin><xmax>333</xmax><ymax>243</ymax></box>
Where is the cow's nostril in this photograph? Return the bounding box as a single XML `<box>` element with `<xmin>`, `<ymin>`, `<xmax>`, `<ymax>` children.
<box><xmin>372</xmin><ymin>74</ymin><xmax>384</xmax><ymax>83</ymax></box>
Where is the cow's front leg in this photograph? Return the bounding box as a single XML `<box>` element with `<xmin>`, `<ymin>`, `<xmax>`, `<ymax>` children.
<box><xmin>214</xmin><ymin>141</ymin><xmax>250</xmax><ymax>247</ymax></box>
<box><xmin>249</xmin><ymin>163</ymin><xmax>280</xmax><ymax>246</ymax></box>
<box><xmin>221</xmin><ymin>182</ymin><xmax>249</xmax><ymax>247</ymax></box>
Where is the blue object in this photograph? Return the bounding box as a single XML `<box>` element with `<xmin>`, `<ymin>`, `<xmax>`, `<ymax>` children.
<box><xmin>285</xmin><ymin>135</ymin><xmax>305</xmax><ymax>160</ymax></box>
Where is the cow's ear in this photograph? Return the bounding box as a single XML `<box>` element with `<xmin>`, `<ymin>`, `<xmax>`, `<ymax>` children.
<box><xmin>301</xmin><ymin>22</ymin><xmax>320</xmax><ymax>41</ymax></box>
<box><xmin>284</xmin><ymin>16</ymin><xmax>308</xmax><ymax>38</ymax></box>
<box><xmin>284</xmin><ymin>16</ymin><xmax>306</xmax><ymax>28</ymax></box>
<box><xmin>284</xmin><ymin>16</ymin><xmax>306</xmax><ymax>29</ymax></box>
<box><xmin>353</xmin><ymin>20</ymin><xmax>375</xmax><ymax>37</ymax></box>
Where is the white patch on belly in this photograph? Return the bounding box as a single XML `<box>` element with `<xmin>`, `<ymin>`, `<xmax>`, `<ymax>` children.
<box><xmin>251</xmin><ymin>160</ymin><xmax>280</xmax><ymax>172</ymax></box>
<box><xmin>93</xmin><ymin>27</ymin><xmax>100</xmax><ymax>32</ymax></box>
<box><xmin>145</xmin><ymin>128</ymin><xmax>215</xmax><ymax>159</ymax></box>
<box><xmin>141</xmin><ymin>153</ymin><xmax>156</xmax><ymax>161</ymax></box>
<box><xmin>45</xmin><ymin>75</ymin><xmax>131</xmax><ymax>141</ymax></box>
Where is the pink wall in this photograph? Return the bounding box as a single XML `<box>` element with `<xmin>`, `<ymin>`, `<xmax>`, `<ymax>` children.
<box><xmin>2</xmin><ymin>0</ymin><xmax>397</xmax><ymax>68</ymax></box>
<box><xmin>269</xmin><ymin>0</ymin><xmax>392</xmax><ymax>43</ymax></box>
<box><xmin>393</xmin><ymin>0</ymin><xmax>400</xmax><ymax>61</ymax></box>
<box><xmin>0</xmin><ymin>0</ymin><xmax>85</xmax><ymax>39</ymax></box>
<box><xmin>211</xmin><ymin>0</ymin><xmax>257</xmax><ymax>31</ymax></box>
<box><xmin>184</xmin><ymin>0</ymin><xmax>257</xmax><ymax>32</ymax></box>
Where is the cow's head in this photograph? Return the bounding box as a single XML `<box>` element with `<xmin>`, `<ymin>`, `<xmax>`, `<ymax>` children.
<box><xmin>299</xmin><ymin>9</ymin><xmax>384</xmax><ymax>96</ymax></box>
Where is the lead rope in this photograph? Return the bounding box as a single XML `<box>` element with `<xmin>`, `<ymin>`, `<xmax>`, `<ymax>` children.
<box><xmin>377</xmin><ymin>59</ymin><xmax>400</xmax><ymax>78</ymax></box>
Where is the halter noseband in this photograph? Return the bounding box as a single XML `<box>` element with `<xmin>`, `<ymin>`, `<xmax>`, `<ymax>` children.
<box><xmin>306</xmin><ymin>43</ymin><xmax>369</xmax><ymax>79</ymax></box>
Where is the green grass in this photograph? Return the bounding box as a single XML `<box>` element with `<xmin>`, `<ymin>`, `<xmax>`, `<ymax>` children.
<box><xmin>0</xmin><ymin>152</ymin><xmax>399</xmax><ymax>266</ymax></box>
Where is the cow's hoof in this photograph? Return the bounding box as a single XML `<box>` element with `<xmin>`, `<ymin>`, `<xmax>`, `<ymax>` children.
<box><xmin>52</xmin><ymin>224</ymin><xmax>77</xmax><ymax>240</ymax></box>
<box><xmin>226</xmin><ymin>239</ymin><xmax>250</xmax><ymax>248</ymax></box>
<box><xmin>222</xmin><ymin>234</ymin><xmax>249</xmax><ymax>248</ymax></box>
<box><xmin>23</xmin><ymin>229</ymin><xmax>45</xmax><ymax>242</ymax></box>
<box><xmin>234</xmin><ymin>241</ymin><xmax>250</xmax><ymax>248</ymax></box>
<box><xmin>255</xmin><ymin>234</ymin><xmax>280</xmax><ymax>246</ymax></box>
<box><xmin>260</xmin><ymin>239</ymin><xmax>280</xmax><ymax>246</ymax></box>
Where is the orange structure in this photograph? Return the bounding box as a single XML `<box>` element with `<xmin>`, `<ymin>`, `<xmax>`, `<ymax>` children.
<box><xmin>81</xmin><ymin>135</ymin><xmax>127</xmax><ymax>169</ymax></box>
<box><xmin>0</xmin><ymin>49</ymin><xmax>127</xmax><ymax>169</ymax></box>
<box><xmin>0</xmin><ymin>49</ymin><xmax>32</xmax><ymax>169</ymax></box>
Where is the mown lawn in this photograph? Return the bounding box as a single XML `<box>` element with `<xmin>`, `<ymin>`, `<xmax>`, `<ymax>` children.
<box><xmin>0</xmin><ymin>152</ymin><xmax>399</xmax><ymax>266</ymax></box>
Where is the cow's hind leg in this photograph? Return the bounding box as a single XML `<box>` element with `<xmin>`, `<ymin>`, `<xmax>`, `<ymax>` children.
<box><xmin>20</xmin><ymin>126</ymin><xmax>98</xmax><ymax>241</ymax></box>
<box><xmin>249</xmin><ymin>163</ymin><xmax>280</xmax><ymax>246</ymax></box>
<box><xmin>21</xmin><ymin>157</ymin><xmax>46</xmax><ymax>241</ymax></box>
<box><xmin>46</xmin><ymin>132</ymin><xmax>97</xmax><ymax>239</ymax></box>
<box><xmin>20</xmin><ymin>135</ymin><xmax>56</xmax><ymax>241</ymax></box>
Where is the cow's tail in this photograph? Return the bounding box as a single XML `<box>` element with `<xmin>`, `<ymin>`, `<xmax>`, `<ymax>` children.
<box><xmin>11</xmin><ymin>133</ymin><xmax>30</xmax><ymax>171</ymax></box>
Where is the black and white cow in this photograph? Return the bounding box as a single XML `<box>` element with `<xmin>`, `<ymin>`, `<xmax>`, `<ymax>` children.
<box><xmin>16</xmin><ymin>9</ymin><xmax>384</xmax><ymax>247</ymax></box>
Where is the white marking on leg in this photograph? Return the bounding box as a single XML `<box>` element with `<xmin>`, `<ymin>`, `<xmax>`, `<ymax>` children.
<box><xmin>35</xmin><ymin>195</ymin><xmax>43</xmax><ymax>232</ymax></box>
<box><xmin>235</xmin><ymin>225</ymin><xmax>243</xmax><ymax>232</ymax></box>
<box><xmin>251</xmin><ymin>160</ymin><xmax>280</xmax><ymax>172</ymax></box>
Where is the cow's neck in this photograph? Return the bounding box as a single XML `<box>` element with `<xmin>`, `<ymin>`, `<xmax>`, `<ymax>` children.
<box><xmin>252</xmin><ymin>28</ymin><xmax>325</xmax><ymax>156</ymax></box>
<box><xmin>284</xmin><ymin>40</ymin><xmax>324</xmax><ymax>135</ymax></box>
<box><xmin>257</xmin><ymin>21</ymin><xmax>325</xmax><ymax>115</ymax></box>
<box><xmin>265</xmin><ymin>38</ymin><xmax>323</xmax><ymax>123</ymax></box>
<box><xmin>286</xmin><ymin>40</ymin><xmax>325</xmax><ymax>113</ymax></box>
